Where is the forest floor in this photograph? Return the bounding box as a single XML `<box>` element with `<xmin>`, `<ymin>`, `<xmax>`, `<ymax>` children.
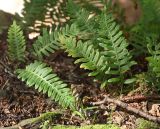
<box><xmin>0</xmin><ymin>0</ymin><xmax>160</xmax><ymax>126</ymax></box>
<box><xmin>0</xmin><ymin>32</ymin><xmax>160</xmax><ymax>129</ymax></box>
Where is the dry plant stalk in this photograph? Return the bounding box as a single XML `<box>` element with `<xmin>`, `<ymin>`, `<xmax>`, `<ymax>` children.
<box><xmin>91</xmin><ymin>95</ymin><xmax>160</xmax><ymax>124</ymax></box>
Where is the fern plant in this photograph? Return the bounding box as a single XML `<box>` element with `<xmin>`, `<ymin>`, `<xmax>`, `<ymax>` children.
<box><xmin>56</xmin><ymin>8</ymin><xmax>136</xmax><ymax>86</ymax></box>
<box><xmin>7</xmin><ymin>21</ymin><xmax>26</xmax><ymax>62</ymax></box>
<box><xmin>5</xmin><ymin>0</ymin><xmax>160</xmax><ymax>125</ymax></box>
<box><xmin>16</xmin><ymin>61</ymin><xmax>76</xmax><ymax>110</ymax></box>
<box><xmin>59</xmin><ymin>35</ymin><xmax>108</xmax><ymax>87</ymax></box>
<box><xmin>7</xmin><ymin>21</ymin><xmax>76</xmax><ymax>111</ymax></box>
<box><xmin>6</xmin><ymin>1</ymin><xmax>138</xmax><ymax>110</ymax></box>
<box><xmin>95</xmin><ymin>12</ymin><xmax>136</xmax><ymax>84</ymax></box>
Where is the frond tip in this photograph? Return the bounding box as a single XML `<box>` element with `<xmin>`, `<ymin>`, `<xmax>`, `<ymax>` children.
<box><xmin>7</xmin><ymin>21</ymin><xmax>26</xmax><ymax>62</ymax></box>
<box><xmin>16</xmin><ymin>61</ymin><xmax>76</xmax><ymax>110</ymax></box>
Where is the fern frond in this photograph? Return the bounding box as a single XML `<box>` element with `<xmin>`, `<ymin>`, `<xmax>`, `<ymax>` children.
<box><xmin>57</xmin><ymin>14</ymin><xmax>136</xmax><ymax>86</ymax></box>
<box><xmin>96</xmin><ymin>12</ymin><xmax>136</xmax><ymax>84</ymax></box>
<box><xmin>32</xmin><ymin>29</ymin><xmax>59</xmax><ymax>59</ymax></box>
<box><xmin>59</xmin><ymin>35</ymin><xmax>109</xmax><ymax>87</ymax></box>
<box><xmin>7</xmin><ymin>21</ymin><xmax>26</xmax><ymax>62</ymax></box>
<box><xmin>32</xmin><ymin>24</ymin><xmax>80</xmax><ymax>59</ymax></box>
<box><xmin>16</xmin><ymin>61</ymin><xmax>76</xmax><ymax>110</ymax></box>
<box><xmin>146</xmin><ymin>38</ymin><xmax>160</xmax><ymax>77</ymax></box>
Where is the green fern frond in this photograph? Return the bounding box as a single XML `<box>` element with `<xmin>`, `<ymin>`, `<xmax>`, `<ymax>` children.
<box><xmin>57</xmin><ymin>13</ymin><xmax>136</xmax><ymax>86</ymax></box>
<box><xmin>32</xmin><ymin>29</ymin><xmax>59</xmax><ymax>59</ymax></box>
<box><xmin>59</xmin><ymin>35</ymin><xmax>109</xmax><ymax>87</ymax></box>
<box><xmin>96</xmin><ymin>13</ymin><xmax>136</xmax><ymax>84</ymax></box>
<box><xmin>146</xmin><ymin>38</ymin><xmax>160</xmax><ymax>77</ymax></box>
<box><xmin>32</xmin><ymin>24</ymin><xmax>80</xmax><ymax>59</ymax></box>
<box><xmin>129</xmin><ymin>0</ymin><xmax>160</xmax><ymax>56</ymax></box>
<box><xmin>7</xmin><ymin>21</ymin><xmax>26</xmax><ymax>62</ymax></box>
<box><xmin>16</xmin><ymin>61</ymin><xmax>76</xmax><ymax>110</ymax></box>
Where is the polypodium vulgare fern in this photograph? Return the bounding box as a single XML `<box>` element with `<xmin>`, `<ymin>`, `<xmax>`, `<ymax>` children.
<box><xmin>7</xmin><ymin>21</ymin><xmax>26</xmax><ymax>62</ymax></box>
<box><xmin>58</xmin><ymin>34</ymin><xmax>110</xmax><ymax>87</ymax></box>
<box><xmin>96</xmin><ymin>12</ymin><xmax>136</xmax><ymax>84</ymax></box>
<box><xmin>32</xmin><ymin>29</ymin><xmax>59</xmax><ymax>59</ymax></box>
<box><xmin>55</xmin><ymin>11</ymin><xmax>136</xmax><ymax>87</ymax></box>
<box><xmin>16</xmin><ymin>61</ymin><xmax>76</xmax><ymax>110</ymax></box>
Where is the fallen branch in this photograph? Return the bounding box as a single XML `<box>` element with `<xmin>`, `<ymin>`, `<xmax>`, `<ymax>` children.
<box><xmin>121</xmin><ymin>95</ymin><xmax>160</xmax><ymax>103</ymax></box>
<box><xmin>91</xmin><ymin>95</ymin><xmax>160</xmax><ymax>123</ymax></box>
<box><xmin>0</xmin><ymin>111</ymin><xmax>62</xmax><ymax>129</ymax></box>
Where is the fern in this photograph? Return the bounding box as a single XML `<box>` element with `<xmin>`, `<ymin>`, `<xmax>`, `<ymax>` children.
<box><xmin>56</xmin><ymin>24</ymin><xmax>108</xmax><ymax>86</ymax></box>
<box><xmin>59</xmin><ymin>36</ymin><xmax>109</xmax><ymax>87</ymax></box>
<box><xmin>32</xmin><ymin>23</ymin><xmax>81</xmax><ymax>59</ymax></box>
<box><xmin>55</xmin><ymin>10</ymin><xmax>136</xmax><ymax>86</ymax></box>
<box><xmin>16</xmin><ymin>61</ymin><xmax>76</xmax><ymax>110</ymax></box>
<box><xmin>96</xmin><ymin>12</ymin><xmax>136</xmax><ymax>84</ymax></box>
<box><xmin>32</xmin><ymin>29</ymin><xmax>59</xmax><ymax>59</ymax></box>
<box><xmin>146</xmin><ymin>38</ymin><xmax>160</xmax><ymax>77</ymax></box>
<box><xmin>7</xmin><ymin>21</ymin><xmax>26</xmax><ymax>62</ymax></box>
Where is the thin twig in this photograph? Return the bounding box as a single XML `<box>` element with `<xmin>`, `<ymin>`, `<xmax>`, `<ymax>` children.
<box><xmin>91</xmin><ymin>95</ymin><xmax>160</xmax><ymax>123</ymax></box>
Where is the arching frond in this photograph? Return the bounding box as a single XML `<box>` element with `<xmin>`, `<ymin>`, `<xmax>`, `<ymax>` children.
<box><xmin>16</xmin><ymin>61</ymin><xmax>76</xmax><ymax>110</ymax></box>
<box><xmin>58</xmin><ymin>34</ymin><xmax>109</xmax><ymax>87</ymax></box>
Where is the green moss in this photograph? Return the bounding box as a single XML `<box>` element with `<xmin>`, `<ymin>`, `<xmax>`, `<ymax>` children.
<box><xmin>136</xmin><ymin>118</ymin><xmax>159</xmax><ymax>129</ymax></box>
<box><xmin>51</xmin><ymin>124</ymin><xmax>120</xmax><ymax>129</ymax></box>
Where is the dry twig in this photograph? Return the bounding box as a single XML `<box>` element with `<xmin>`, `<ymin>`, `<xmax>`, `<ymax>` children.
<box><xmin>91</xmin><ymin>95</ymin><xmax>160</xmax><ymax>123</ymax></box>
